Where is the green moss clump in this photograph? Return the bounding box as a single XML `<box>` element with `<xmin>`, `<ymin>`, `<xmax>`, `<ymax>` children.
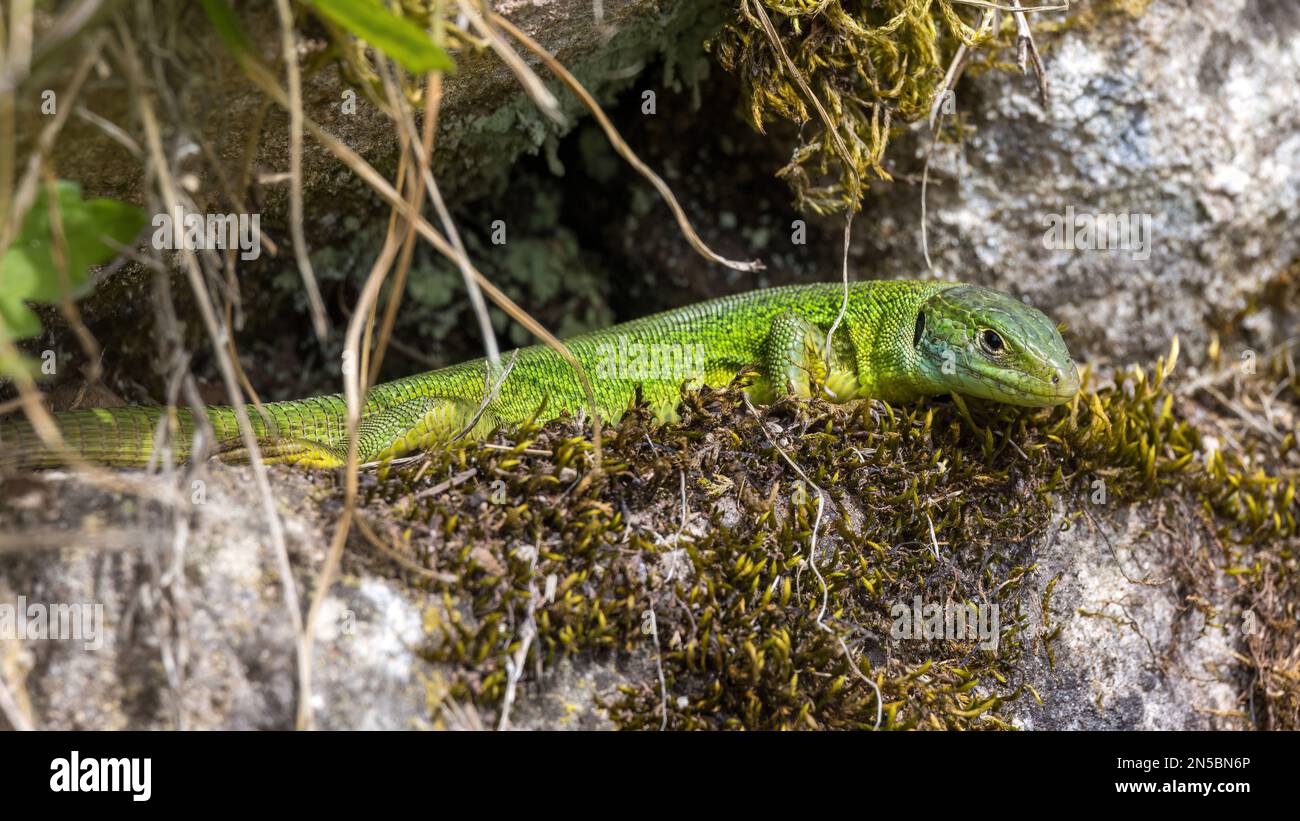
<box><xmin>342</xmin><ymin>327</ymin><xmax>1298</xmax><ymax>730</ymax></box>
<box><xmin>710</xmin><ymin>0</ymin><xmax>1162</xmax><ymax>215</ymax></box>
<box><xmin>711</xmin><ymin>1</ymin><xmax>1006</xmax><ymax>214</ymax></box>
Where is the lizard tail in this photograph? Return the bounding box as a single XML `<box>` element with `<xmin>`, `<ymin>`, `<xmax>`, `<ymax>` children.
<box><xmin>0</xmin><ymin>406</ymin><xmax>184</xmax><ymax>469</ymax></box>
<box><xmin>1</xmin><ymin>397</ymin><xmax>353</xmax><ymax>470</ymax></box>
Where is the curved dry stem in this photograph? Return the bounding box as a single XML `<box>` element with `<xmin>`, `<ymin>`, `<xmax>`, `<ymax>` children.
<box><xmin>227</xmin><ymin>32</ymin><xmax>606</xmax><ymax>468</ymax></box>
<box><xmin>490</xmin><ymin>12</ymin><xmax>764</xmax><ymax>275</ymax></box>
<box><xmin>368</xmin><ymin>71</ymin><xmax>440</xmax><ymax>387</ymax></box>
<box><xmin>296</xmin><ymin>207</ymin><xmax>405</xmax><ymax>732</ymax></box>
<box><xmin>460</xmin><ymin>0</ymin><xmax>563</xmax><ymax>126</ymax></box>
<box><xmin>375</xmin><ymin>55</ymin><xmax>501</xmax><ymax>369</ymax></box>
<box><xmin>117</xmin><ymin>21</ymin><xmax>307</xmax><ymax>732</ymax></box>
<box><xmin>272</xmin><ymin>0</ymin><xmax>327</xmax><ymax>340</ymax></box>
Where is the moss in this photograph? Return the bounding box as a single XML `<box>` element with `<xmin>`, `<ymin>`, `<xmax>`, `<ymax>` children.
<box><xmin>710</xmin><ymin>0</ymin><xmax>1159</xmax><ymax>215</ymax></box>
<box><xmin>341</xmin><ymin>325</ymin><xmax>1298</xmax><ymax>729</ymax></box>
<box><xmin>711</xmin><ymin>0</ymin><xmax>1007</xmax><ymax>214</ymax></box>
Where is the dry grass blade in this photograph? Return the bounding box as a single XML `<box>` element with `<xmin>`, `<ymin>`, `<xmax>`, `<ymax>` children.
<box><xmin>459</xmin><ymin>0</ymin><xmax>563</xmax><ymax>126</ymax></box>
<box><xmin>368</xmin><ymin>70</ymin><xmax>439</xmax><ymax>386</ymax></box>
<box><xmin>490</xmin><ymin>12</ymin><xmax>764</xmax><ymax>274</ymax></box>
<box><xmin>227</xmin><ymin>37</ymin><xmax>607</xmax><ymax>467</ymax></box>
<box><xmin>73</xmin><ymin>104</ymin><xmax>142</xmax><ymax>156</ymax></box>
<box><xmin>117</xmin><ymin>22</ymin><xmax>307</xmax><ymax>732</ymax></box>
<box><xmin>272</xmin><ymin>0</ymin><xmax>327</xmax><ymax>340</ymax></box>
<box><xmin>375</xmin><ymin>54</ymin><xmax>500</xmax><ymax>368</ymax></box>
<box><xmin>451</xmin><ymin>349</ymin><xmax>517</xmax><ymax>443</ymax></box>
<box><xmin>297</xmin><ymin>176</ymin><xmax>407</xmax><ymax>731</ymax></box>
<box><xmin>921</xmin><ymin>39</ymin><xmax>973</xmax><ymax>271</ymax></box>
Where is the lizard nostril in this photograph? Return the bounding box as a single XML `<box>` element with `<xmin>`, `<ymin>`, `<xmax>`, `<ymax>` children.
<box><xmin>1052</xmin><ymin>375</ymin><xmax>1060</xmax><ymax>384</ymax></box>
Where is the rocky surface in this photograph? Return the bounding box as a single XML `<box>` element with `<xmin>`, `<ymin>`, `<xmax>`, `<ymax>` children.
<box><xmin>859</xmin><ymin>0</ymin><xmax>1300</xmax><ymax>362</ymax></box>
<box><xmin>1007</xmin><ymin>500</ymin><xmax>1242</xmax><ymax>730</ymax></box>
<box><xmin>23</xmin><ymin>0</ymin><xmax>714</xmax><ymax>211</ymax></box>
<box><xmin>1</xmin><ymin>0</ymin><xmax>1295</xmax><ymax>730</ymax></box>
<box><xmin>0</xmin><ymin>461</ymin><xmax>1250</xmax><ymax>731</ymax></box>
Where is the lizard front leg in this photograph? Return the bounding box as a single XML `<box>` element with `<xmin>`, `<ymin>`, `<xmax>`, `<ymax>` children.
<box><xmin>755</xmin><ymin>311</ymin><xmax>861</xmax><ymax>404</ymax></box>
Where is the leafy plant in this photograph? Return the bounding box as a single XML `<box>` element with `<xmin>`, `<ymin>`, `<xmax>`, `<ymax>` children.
<box><xmin>0</xmin><ymin>182</ymin><xmax>145</xmax><ymax>374</ymax></box>
<box><xmin>306</xmin><ymin>0</ymin><xmax>455</xmax><ymax>74</ymax></box>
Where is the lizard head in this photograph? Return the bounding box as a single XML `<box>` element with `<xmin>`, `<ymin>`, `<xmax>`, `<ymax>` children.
<box><xmin>912</xmin><ymin>285</ymin><xmax>1079</xmax><ymax>407</ymax></box>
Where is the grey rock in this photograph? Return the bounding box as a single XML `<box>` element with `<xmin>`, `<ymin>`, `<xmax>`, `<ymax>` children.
<box><xmin>857</xmin><ymin>0</ymin><xmax>1300</xmax><ymax>362</ymax></box>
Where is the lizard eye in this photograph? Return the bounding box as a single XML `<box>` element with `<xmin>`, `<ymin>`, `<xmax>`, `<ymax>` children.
<box><xmin>979</xmin><ymin>329</ymin><xmax>1005</xmax><ymax>354</ymax></box>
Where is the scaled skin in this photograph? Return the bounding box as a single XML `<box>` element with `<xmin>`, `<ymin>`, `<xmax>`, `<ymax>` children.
<box><xmin>0</xmin><ymin>281</ymin><xmax>1079</xmax><ymax>469</ymax></box>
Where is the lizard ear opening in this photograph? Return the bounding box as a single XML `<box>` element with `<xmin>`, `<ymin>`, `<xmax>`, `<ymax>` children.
<box><xmin>912</xmin><ymin>310</ymin><xmax>926</xmax><ymax>348</ymax></box>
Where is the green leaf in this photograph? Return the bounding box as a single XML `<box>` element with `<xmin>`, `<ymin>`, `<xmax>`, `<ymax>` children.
<box><xmin>0</xmin><ymin>291</ymin><xmax>41</xmax><ymax>339</ymax></box>
<box><xmin>308</xmin><ymin>0</ymin><xmax>455</xmax><ymax>74</ymax></box>
<box><xmin>199</xmin><ymin>0</ymin><xmax>256</xmax><ymax>64</ymax></box>
<box><xmin>0</xmin><ymin>352</ymin><xmax>37</xmax><ymax>381</ymax></box>
<box><xmin>0</xmin><ymin>181</ymin><xmax>145</xmax><ymax>343</ymax></box>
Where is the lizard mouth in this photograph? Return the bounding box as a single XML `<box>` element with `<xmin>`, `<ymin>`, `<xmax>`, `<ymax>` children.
<box><xmin>958</xmin><ymin>360</ymin><xmax>1080</xmax><ymax>407</ymax></box>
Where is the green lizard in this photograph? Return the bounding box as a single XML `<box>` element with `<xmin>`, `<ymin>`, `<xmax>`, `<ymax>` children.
<box><xmin>0</xmin><ymin>281</ymin><xmax>1079</xmax><ymax>470</ymax></box>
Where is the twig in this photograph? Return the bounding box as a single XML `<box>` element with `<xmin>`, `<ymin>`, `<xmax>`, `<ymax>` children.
<box><xmin>119</xmin><ymin>22</ymin><xmax>307</xmax><ymax>732</ymax></box>
<box><xmin>491</xmin><ymin>12</ymin><xmax>763</xmax><ymax>274</ymax></box>
<box><xmin>73</xmin><ymin>105</ymin><xmax>142</xmax><ymax>156</ymax></box>
<box><xmin>1010</xmin><ymin>0</ymin><xmax>1050</xmax><ymax>108</ymax></box>
<box><xmin>922</xmin><ymin>40</ymin><xmax>974</xmax><ymax>271</ymax></box>
<box><xmin>272</xmin><ymin>0</ymin><xmax>327</xmax><ymax>340</ymax></box>
<box><xmin>451</xmin><ymin>349</ymin><xmax>518</xmax><ymax>442</ymax></box>
<box><xmin>497</xmin><ymin>543</ymin><xmax>539</xmax><ymax>730</ymax></box>
<box><xmin>460</xmin><ymin>1</ymin><xmax>563</xmax><ymax>125</ymax></box>
<box><xmin>742</xmin><ymin>396</ymin><xmax>883</xmax><ymax>728</ymax></box>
